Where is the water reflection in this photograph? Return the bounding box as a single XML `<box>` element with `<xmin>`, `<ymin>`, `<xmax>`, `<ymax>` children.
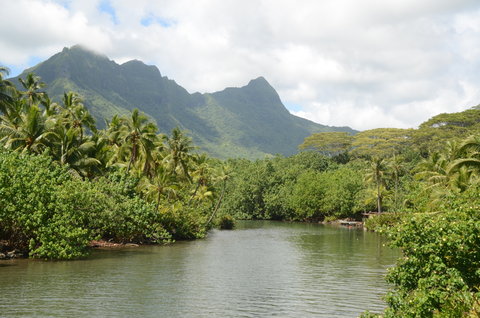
<box><xmin>0</xmin><ymin>221</ymin><xmax>399</xmax><ymax>317</ymax></box>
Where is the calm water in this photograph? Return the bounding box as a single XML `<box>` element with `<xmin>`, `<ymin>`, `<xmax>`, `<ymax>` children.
<box><xmin>0</xmin><ymin>221</ymin><xmax>399</xmax><ymax>317</ymax></box>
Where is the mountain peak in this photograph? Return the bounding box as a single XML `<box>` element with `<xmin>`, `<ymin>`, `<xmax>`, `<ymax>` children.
<box><xmin>9</xmin><ymin>46</ymin><xmax>356</xmax><ymax>158</ymax></box>
<box><xmin>247</xmin><ymin>76</ymin><xmax>271</xmax><ymax>88</ymax></box>
<box><xmin>62</xmin><ymin>44</ymin><xmax>108</xmax><ymax>58</ymax></box>
<box><xmin>121</xmin><ymin>59</ymin><xmax>162</xmax><ymax>77</ymax></box>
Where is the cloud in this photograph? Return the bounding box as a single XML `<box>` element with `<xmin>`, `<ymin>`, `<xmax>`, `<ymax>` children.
<box><xmin>1</xmin><ymin>0</ymin><xmax>480</xmax><ymax>130</ymax></box>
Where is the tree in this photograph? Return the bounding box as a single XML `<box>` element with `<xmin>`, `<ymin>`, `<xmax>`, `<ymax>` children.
<box><xmin>0</xmin><ymin>104</ymin><xmax>51</xmax><ymax>154</ymax></box>
<box><xmin>447</xmin><ymin>135</ymin><xmax>480</xmax><ymax>178</ymax></box>
<box><xmin>413</xmin><ymin>108</ymin><xmax>480</xmax><ymax>155</ymax></box>
<box><xmin>18</xmin><ymin>73</ymin><xmax>46</xmax><ymax>108</ymax></box>
<box><xmin>138</xmin><ymin>166</ymin><xmax>178</xmax><ymax>212</ymax></box>
<box><xmin>365</xmin><ymin>157</ymin><xmax>387</xmax><ymax>213</ymax></box>
<box><xmin>163</xmin><ymin>127</ymin><xmax>194</xmax><ymax>181</ymax></box>
<box><xmin>0</xmin><ymin>66</ymin><xmax>15</xmax><ymax>114</ymax></box>
<box><xmin>123</xmin><ymin>109</ymin><xmax>158</xmax><ymax>174</ymax></box>
<box><xmin>59</xmin><ymin>92</ymin><xmax>96</xmax><ymax>143</ymax></box>
<box><xmin>387</xmin><ymin>155</ymin><xmax>406</xmax><ymax>212</ymax></box>
<box><xmin>299</xmin><ymin>131</ymin><xmax>353</xmax><ymax>156</ymax></box>
<box><xmin>352</xmin><ymin>128</ymin><xmax>413</xmax><ymax>158</ymax></box>
<box><xmin>49</xmin><ymin>124</ymin><xmax>101</xmax><ymax>178</ymax></box>
<box><xmin>205</xmin><ymin>163</ymin><xmax>231</xmax><ymax>227</ymax></box>
<box><xmin>189</xmin><ymin>153</ymin><xmax>213</xmax><ymax>202</ymax></box>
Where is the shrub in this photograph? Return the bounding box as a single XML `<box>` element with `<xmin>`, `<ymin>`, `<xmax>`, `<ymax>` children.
<box><xmin>0</xmin><ymin>151</ymin><xmax>173</xmax><ymax>259</ymax></box>
<box><xmin>0</xmin><ymin>151</ymin><xmax>92</xmax><ymax>259</ymax></box>
<box><xmin>376</xmin><ymin>211</ymin><xmax>480</xmax><ymax>317</ymax></box>
<box><xmin>364</xmin><ymin>213</ymin><xmax>406</xmax><ymax>232</ymax></box>
<box><xmin>218</xmin><ymin>214</ymin><xmax>235</xmax><ymax>229</ymax></box>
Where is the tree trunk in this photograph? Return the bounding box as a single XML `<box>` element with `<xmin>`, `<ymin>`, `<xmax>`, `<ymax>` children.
<box><xmin>376</xmin><ymin>174</ymin><xmax>382</xmax><ymax>213</ymax></box>
<box><xmin>156</xmin><ymin>190</ymin><xmax>161</xmax><ymax>213</ymax></box>
<box><xmin>188</xmin><ymin>183</ymin><xmax>201</xmax><ymax>204</ymax></box>
<box><xmin>205</xmin><ymin>180</ymin><xmax>226</xmax><ymax>227</ymax></box>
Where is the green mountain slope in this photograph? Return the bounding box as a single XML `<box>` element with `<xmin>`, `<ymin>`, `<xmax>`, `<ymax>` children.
<box><xmin>10</xmin><ymin>45</ymin><xmax>356</xmax><ymax>158</ymax></box>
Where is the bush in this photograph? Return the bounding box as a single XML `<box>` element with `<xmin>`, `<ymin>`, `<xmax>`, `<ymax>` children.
<box><xmin>218</xmin><ymin>214</ymin><xmax>235</xmax><ymax>229</ymax></box>
<box><xmin>0</xmin><ymin>151</ymin><xmax>92</xmax><ymax>259</ymax></box>
<box><xmin>364</xmin><ymin>213</ymin><xmax>406</xmax><ymax>232</ymax></box>
<box><xmin>0</xmin><ymin>151</ymin><xmax>173</xmax><ymax>259</ymax></box>
<box><xmin>158</xmin><ymin>203</ymin><xmax>207</xmax><ymax>240</ymax></box>
<box><xmin>376</xmin><ymin>210</ymin><xmax>480</xmax><ymax>317</ymax></box>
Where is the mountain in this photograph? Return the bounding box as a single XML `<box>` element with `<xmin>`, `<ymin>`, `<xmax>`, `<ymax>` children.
<box><xmin>10</xmin><ymin>45</ymin><xmax>356</xmax><ymax>158</ymax></box>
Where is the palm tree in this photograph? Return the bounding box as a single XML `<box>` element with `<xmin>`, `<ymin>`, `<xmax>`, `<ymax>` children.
<box><xmin>59</xmin><ymin>92</ymin><xmax>96</xmax><ymax>143</ymax></box>
<box><xmin>0</xmin><ymin>104</ymin><xmax>51</xmax><ymax>154</ymax></box>
<box><xmin>189</xmin><ymin>154</ymin><xmax>213</xmax><ymax>202</ymax></box>
<box><xmin>415</xmin><ymin>152</ymin><xmax>450</xmax><ymax>188</ymax></box>
<box><xmin>414</xmin><ymin>139</ymin><xmax>478</xmax><ymax>208</ymax></box>
<box><xmin>139</xmin><ymin>165</ymin><xmax>178</xmax><ymax>212</ymax></box>
<box><xmin>18</xmin><ymin>73</ymin><xmax>46</xmax><ymax>108</ymax></box>
<box><xmin>387</xmin><ymin>155</ymin><xmax>405</xmax><ymax>211</ymax></box>
<box><xmin>102</xmin><ymin>115</ymin><xmax>129</xmax><ymax>167</ymax></box>
<box><xmin>0</xmin><ymin>98</ymin><xmax>26</xmax><ymax>130</ymax></box>
<box><xmin>123</xmin><ymin>109</ymin><xmax>158</xmax><ymax>174</ymax></box>
<box><xmin>0</xmin><ymin>67</ymin><xmax>15</xmax><ymax>114</ymax></box>
<box><xmin>205</xmin><ymin>164</ymin><xmax>232</xmax><ymax>227</ymax></box>
<box><xmin>163</xmin><ymin>127</ymin><xmax>194</xmax><ymax>181</ymax></box>
<box><xmin>49</xmin><ymin>124</ymin><xmax>100</xmax><ymax>178</ymax></box>
<box><xmin>447</xmin><ymin>135</ymin><xmax>480</xmax><ymax>176</ymax></box>
<box><xmin>40</xmin><ymin>95</ymin><xmax>60</xmax><ymax>118</ymax></box>
<box><xmin>365</xmin><ymin>157</ymin><xmax>387</xmax><ymax>213</ymax></box>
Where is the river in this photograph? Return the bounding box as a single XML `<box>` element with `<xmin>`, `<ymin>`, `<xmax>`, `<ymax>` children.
<box><xmin>0</xmin><ymin>221</ymin><xmax>399</xmax><ymax>317</ymax></box>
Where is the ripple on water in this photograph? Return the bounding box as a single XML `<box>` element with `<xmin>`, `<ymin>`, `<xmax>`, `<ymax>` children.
<box><xmin>0</xmin><ymin>221</ymin><xmax>399</xmax><ymax>317</ymax></box>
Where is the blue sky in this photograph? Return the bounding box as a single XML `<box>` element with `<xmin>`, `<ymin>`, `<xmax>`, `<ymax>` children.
<box><xmin>1</xmin><ymin>0</ymin><xmax>480</xmax><ymax>130</ymax></box>
<box><xmin>98</xmin><ymin>0</ymin><xmax>118</xmax><ymax>24</ymax></box>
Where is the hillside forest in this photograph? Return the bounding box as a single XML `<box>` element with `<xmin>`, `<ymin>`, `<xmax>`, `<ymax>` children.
<box><xmin>1</xmin><ymin>67</ymin><xmax>479</xmax><ymax>316</ymax></box>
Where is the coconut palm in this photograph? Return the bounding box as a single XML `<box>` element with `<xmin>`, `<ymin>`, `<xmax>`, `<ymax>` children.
<box><xmin>18</xmin><ymin>73</ymin><xmax>46</xmax><ymax>108</ymax></box>
<box><xmin>387</xmin><ymin>155</ymin><xmax>406</xmax><ymax>211</ymax></box>
<box><xmin>0</xmin><ymin>67</ymin><xmax>15</xmax><ymax>114</ymax></box>
<box><xmin>163</xmin><ymin>127</ymin><xmax>194</xmax><ymax>181</ymax></box>
<box><xmin>415</xmin><ymin>152</ymin><xmax>450</xmax><ymax>188</ymax></box>
<box><xmin>205</xmin><ymin>163</ymin><xmax>232</xmax><ymax>226</ymax></box>
<box><xmin>139</xmin><ymin>165</ymin><xmax>178</xmax><ymax>212</ymax></box>
<box><xmin>0</xmin><ymin>98</ymin><xmax>26</xmax><ymax>130</ymax></box>
<box><xmin>447</xmin><ymin>135</ymin><xmax>480</xmax><ymax>178</ymax></box>
<box><xmin>59</xmin><ymin>92</ymin><xmax>96</xmax><ymax>143</ymax></box>
<box><xmin>123</xmin><ymin>109</ymin><xmax>158</xmax><ymax>174</ymax></box>
<box><xmin>365</xmin><ymin>157</ymin><xmax>388</xmax><ymax>213</ymax></box>
<box><xmin>189</xmin><ymin>154</ymin><xmax>213</xmax><ymax>202</ymax></box>
<box><xmin>49</xmin><ymin>124</ymin><xmax>100</xmax><ymax>178</ymax></box>
<box><xmin>40</xmin><ymin>95</ymin><xmax>60</xmax><ymax>118</ymax></box>
<box><xmin>0</xmin><ymin>104</ymin><xmax>51</xmax><ymax>154</ymax></box>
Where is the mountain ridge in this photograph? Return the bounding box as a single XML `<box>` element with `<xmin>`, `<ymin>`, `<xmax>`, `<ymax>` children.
<box><xmin>9</xmin><ymin>45</ymin><xmax>356</xmax><ymax>158</ymax></box>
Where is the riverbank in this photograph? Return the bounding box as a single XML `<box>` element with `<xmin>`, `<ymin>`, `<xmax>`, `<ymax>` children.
<box><xmin>0</xmin><ymin>239</ymin><xmax>150</xmax><ymax>260</ymax></box>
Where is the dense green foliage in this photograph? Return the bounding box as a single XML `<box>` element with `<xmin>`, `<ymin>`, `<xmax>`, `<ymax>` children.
<box><xmin>3</xmin><ymin>50</ymin><xmax>480</xmax><ymax>315</ymax></box>
<box><xmin>0</xmin><ymin>151</ymin><xmax>173</xmax><ymax>259</ymax></box>
<box><xmin>9</xmin><ymin>45</ymin><xmax>355</xmax><ymax>159</ymax></box>
<box><xmin>223</xmin><ymin>103</ymin><xmax>480</xmax><ymax>316</ymax></box>
<box><xmin>382</xmin><ymin>210</ymin><xmax>480</xmax><ymax>317</ymax></box>
<box><xmin>0</xmin><ymin>68</ymin><xmax>226</xmax><ymax>259</ymax></box>
<box><xmin>220</xmin><ymin>152</ymin><xmax>370</xmax><ymax>221</ymax></box>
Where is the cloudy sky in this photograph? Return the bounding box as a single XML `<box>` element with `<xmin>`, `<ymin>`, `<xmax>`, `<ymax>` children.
<box><xmin>1</xmin><ymin>0</ymin><xmax>480</xmax><ymax>130</ymax></box>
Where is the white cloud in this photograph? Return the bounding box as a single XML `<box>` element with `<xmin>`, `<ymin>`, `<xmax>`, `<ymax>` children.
<box><xmin>1</xmin><ymin>0</ymin><xmax>480</xmax><ymax>130</ymax></box>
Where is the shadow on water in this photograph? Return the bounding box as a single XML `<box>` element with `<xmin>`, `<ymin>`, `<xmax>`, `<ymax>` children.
<box><xmin>0</xmin><ymin>262</ymin><xmax>17</xmax><ymax>267</ymax></box>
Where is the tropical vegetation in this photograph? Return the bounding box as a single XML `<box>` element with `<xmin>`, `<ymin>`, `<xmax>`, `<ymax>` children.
<box><xmin>0</xmin><ymin>68</ymin><xmax>230</xmax><ymax>259</ymax></box>
<box><xmin>220</xmin><ymin>107</ymin><xmax>480</xmax><ymax>317</ymax></box>
<box><xmin>2</xmin><ymin>62</ymin><xmax>480</xmax><ymax>316</ymax></box>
